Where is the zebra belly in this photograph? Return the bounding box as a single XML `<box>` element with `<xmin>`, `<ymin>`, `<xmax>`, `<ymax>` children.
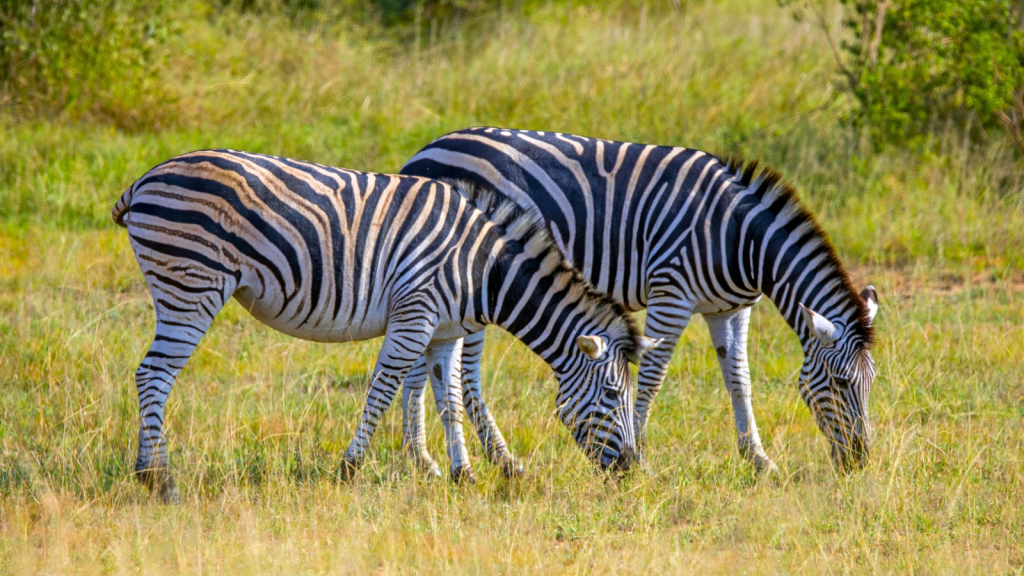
<box><xmin>693</xmin><ymin>295</ymin><xmax>762</xmax><ymax>316</ymax></box>
<box><xmin>430</xmin><ymin>322</ymin><xmax>477</xmax><ymax>342</ymax></box>
<box><xmin>232</xmin><ymin>288</ymin><xmax>389</xmax><ymax>343</ymax></box>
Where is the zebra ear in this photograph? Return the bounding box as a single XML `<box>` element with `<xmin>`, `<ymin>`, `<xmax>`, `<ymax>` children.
<box><xmin>636</xmin><ymin>337</ymin><xmax>663</xmax><ymax>360</ymax></box>
<box><xmin>577</xmin><ymin>335</ymin><xmax>608</xmax><ymax>360</ymax></box>
<box><xmin>860</xmin><ymin>285</ymin><xmax>879</xmax><ymax>323</ymax></box>
<box><xmin>799</xmin><ymin>303</ymin><xmax>841</xmax><ymax>346</ymax></box>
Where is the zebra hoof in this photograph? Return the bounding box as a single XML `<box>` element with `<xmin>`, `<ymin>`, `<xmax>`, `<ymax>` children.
<box><xmin>405</xmin><ymin>448</ymin><xmax>445</xmax><ymax>480</ymax></box>
<box><xmin>753</xmin><ymin>454</ymin><xmax>779</xmax><ymax>476</ymax></box>
<box><xmin>338</xmin><ymin>457</ymin><xmax>362</xmax><ymax>483</ymax></box>
<box><xmin>499</xmin><ymin>457</ymin><xmax>525</xmax><ymax>479</ymax></box>
<box><xmin>422</xmin><ymin>463</ymin><xmax>443</xmax><ymax>480</ymax></box>
<box><xmin>159</xmin><ymin>480</ymin><xmax>181</xmax><ymax>505</ymax></box>
<box><xmin>449</xmin><ymin>466</ymin><xmax>477</xmax><ymax>485</ymax></box>
<box><xmin>635</xmin><ymin>449</ymin><xmax>648</xmax><ymax>469</ymax></box>
<box><xmin>136</xmin><ymin>466</ymin><xmax>180</xmax><ymax>505</ymax></box>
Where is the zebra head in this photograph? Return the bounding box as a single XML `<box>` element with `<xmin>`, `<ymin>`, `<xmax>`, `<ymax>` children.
<box><xmin>798</xmin><ymin>286</ymin><xmax>879</xmax><ymax>471</ymax></box>
<box><xmin>555</xmin><ymin>333</ymin><xmax>662</xmax><ymax>473</ymax></box>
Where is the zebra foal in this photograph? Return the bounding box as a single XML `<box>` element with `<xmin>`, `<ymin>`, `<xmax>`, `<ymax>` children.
<box><xmin>401</xmin><ymin>128</ymin><xmax>880</xmax><ymax>473</ymax></box>
<box><xmin>112</xmin><ymin>149</ymin><xmax>658</xmax><ymax>502</ymax></box>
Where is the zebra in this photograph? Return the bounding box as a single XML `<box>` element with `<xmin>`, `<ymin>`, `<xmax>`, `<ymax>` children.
<box><xmin>111</xmin><ymin>149</ymin><xmax>661</xmax><ymax>502</ymax></box>
<box><xmin>400</xmin><ymin>127</ymin><xmax>880</xmax><ymax>474</ymax></box>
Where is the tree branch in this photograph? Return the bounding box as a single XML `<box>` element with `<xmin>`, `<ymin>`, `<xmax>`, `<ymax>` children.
<box><xmin>868</xmin><ymin>0</ymin><xmax>890</xmax><ymax>70</ymax></box>
<box><xmin>812</xmin><ymin>0</ymin><xmax>857</xmax><ymax>91</ymax></box>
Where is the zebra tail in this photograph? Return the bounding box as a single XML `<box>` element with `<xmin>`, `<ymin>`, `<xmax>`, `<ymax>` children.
<box><xmin>111</xmin><ymin>185</ymin><xmax>136</xmax><ymax>228</ymax></box>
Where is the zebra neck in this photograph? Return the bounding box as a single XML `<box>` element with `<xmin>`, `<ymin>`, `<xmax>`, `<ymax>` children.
<box><xmin>753</xmin><ymin>221</ymin><xmax>862</xmax><ymax>346</ymax></box>
<box><xmin>480</xmin><ymin>248</ymin><xmax>610</xmax><ymax>367</ymax></box>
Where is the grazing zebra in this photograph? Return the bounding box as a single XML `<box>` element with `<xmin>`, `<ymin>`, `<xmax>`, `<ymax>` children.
<box><xmin>400</xmin><ymin>127</ymin><xmax>880</xmax><ymax>474</ymax></box>
<box><xmin>112</xmin><ymin>149</ymin><xmax>660</xmax><ymax>502</ymax></box>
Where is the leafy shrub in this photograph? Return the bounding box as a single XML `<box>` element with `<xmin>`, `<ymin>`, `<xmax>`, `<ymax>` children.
<box><xmin>212</xmin><ymin>0</ymin><xmax>356</xmax><ymax>20</ymax></box>
<box><xmin>784</xmin><ymin>0</ymin><xmax>1024</xmax><ymax>151</ymax></box>
<box><xmin>212</xmin><ymin>0</ymin><xmax>492</xmax><ymax>26</ymax></box>
<box><xmin>367</xmin><ymin>0</ymin><xmax>491</xmax><ymax>26</ymax></box>
<box><xmin>0</xmin><ymin>0</ymin><xmax>499</xmax><ymax>128</ymax></box>
<box><xmin>0</xmin><ymin>0</ymin><xmax>177</xmax><ymax>129</ymax></box>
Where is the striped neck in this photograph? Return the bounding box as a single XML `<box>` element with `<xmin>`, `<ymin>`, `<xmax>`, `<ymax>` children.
<box><xmin>732</xmin><ymin>167</ymin><xmax>872</xmax><ymax>348</ymax></box>
<box><xmin>479</xmin><ymin>236</ymin><xmax>636</xmax><ymax>367</ymax></box>
<box><xmin>758</xmin><ymin>238</ymin><xmax>863</xmax><ymax>347</ymax></box>
<box><xmin>443</xmin><ymin>177</ymin><xmax>640</xmax><ymax>367</ymax></box>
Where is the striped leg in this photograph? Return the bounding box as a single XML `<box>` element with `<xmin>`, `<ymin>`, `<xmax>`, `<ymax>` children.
<box><xmin>401</xmin><ymin>331</ymin><xmax>522</xmax><ymax>478</ymax></box>
<box><xmin>459</xmin><ymin>330</ymin><xmax>522</xmax><ymax>477</ymax></box>
<box><xmin>339</xmin><ymin>323</ymin><xmax>428</xmax><ymax>475</ymax></box>
<box><xmin>342</xmin><ymin>303</ymin><xmax>458</xmax><ymax>477</ymax></box>
<box><xmin>401</xmin><ymin>356</ymin><xmax>443</xmax><ymax>478</ymax></box>
<box><xmin>424</xmin><ymin>338</ymin><xmax>475</xmax><ymax>482</ymax></box>
<box><xmin>704</xmin><ymin>307</ymin><xmax>777</xmax><ymax>473</ymax></box>
<box><xmin>135</xmin><ymin>284</ymin><xmax>229</xmax><ymax>504</ymax></box>
<box><xmin>634</xmin><ymin>292</ymin><xmax>693</xmax><ymax>461</ymax></box>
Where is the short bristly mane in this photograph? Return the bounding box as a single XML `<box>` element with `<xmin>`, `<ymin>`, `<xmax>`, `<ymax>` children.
<box><xmin>441</xmin><ymin>178</ymin><xmax>644</xmax><ymax>361</ymax></box>
<box><xmin>718</xmin><ymin>156</ymin><xmax>875</xmax><ymax>348</ymax></box>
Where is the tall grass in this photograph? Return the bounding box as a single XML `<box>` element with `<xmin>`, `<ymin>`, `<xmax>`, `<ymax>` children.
<box><xmin>2</xmin><ymin>1</ymin><xmax>1022</xmax><ymax>269</ymax></box>
<box><xmin>1</xmin><ymin>0</ymin><xmax>1023</xmax><ymax>573</ymax></box>
<box><xmin>1</xmin><ymin>221</ymin><xmax>1022</xmax><ymax>573</ymax></box>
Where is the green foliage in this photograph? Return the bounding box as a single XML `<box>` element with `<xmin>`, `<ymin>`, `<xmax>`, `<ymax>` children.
<box><xmin>368</xmin><ymin>0</ymin><xmax>492</xmax><ymax>26</ymax></box>
<box><xmin>0</xmin><ymin>0</ymin><xmax>1020</xmax><ymax>265</ymax></box>
<box><xmin>211</xmin><ymin>0</ymin><xmax>493</xmax><ymax>25</ymax></box>
<box><xmin>0</xmin><ymin>0</ymin><xmax>502</xmax><ymax>125</ymax></box>
<box><xmin>784</xmin><ymin>0</ymin><xmax>1024</xmax><ymax>149</ymax></box>
<box><xmin>0</xmin><ymin>0</ymin><xmax>178</xmax><ymax>129</ymax></box>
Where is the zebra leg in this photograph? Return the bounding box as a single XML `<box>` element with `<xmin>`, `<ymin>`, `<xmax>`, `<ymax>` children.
<box><xmin>341</xmin><ymin>320</ymin><xmax>433</xmax><ymax>481</ymax></box>
<box><xmin>424</xmin><ymin>338</ymin><xmax>475</xmax><ymax>483</ymax></box>
<box><xmin>135</xmin><ymin>288</ymin><xmax>228</xmax><ymax>504</ymax></box>
<box><xmin>704</xmin><ymin>307</ymin><xmax>777</xmax><ymax>474</ymax></box>
<box><xmin>401</xmin><ymin>355</ymin><xmax>443</xmax><ymax>478</ymax></box>
<box><xmin>402</xmin><ymin>331</ymin><xmax>522</xmax><ymax>478</ymax></box>
<box><xmin>460</xmin><ymin>330</ymin><xmax>523</xmax><ymax>478</ymax></box>
<box><xmin>633</xmin><ymin>294</ymin><xmax>692</xmax><ymax>461</ymax></box>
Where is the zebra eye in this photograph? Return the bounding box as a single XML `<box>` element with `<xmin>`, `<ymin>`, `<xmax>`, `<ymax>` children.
<box><xmin>603</xmin><ymin>388</ymin><xmax>617</xmax><ymax>401</ymax></box>
<box><xmin>833</xmin><ymin>376</ymin><xmax>852</xmax><ymax>390</ymax></box>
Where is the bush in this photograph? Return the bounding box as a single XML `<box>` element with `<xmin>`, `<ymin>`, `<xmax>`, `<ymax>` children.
<box><xmin>367</xmin><ymin>0</ymin><xmax>492</xmax><ymax>26</ymax></box>
<box><xmin>0</xmin><ymin>0</ymin><xmax>177</xmax><ymax>129</ymax></box>
<box><xmin>0</xmin><ymin>0</ymin><xmax>495</xmax><ymax>127</ymax></box>
<box><xmin>784</xmin><ymin>0</ymin><xmax>1024</xmax><ymax>151</ymax></box>
<box><xmin>212</xmin><ymin>0</ymin><xmax>493</xmax><ymax>26</ymax></box>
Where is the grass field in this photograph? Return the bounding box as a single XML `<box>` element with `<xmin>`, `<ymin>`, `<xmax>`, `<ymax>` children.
<box><xmin>2</xmin><ymin>1</ymin><xmax>1023</xmax><ymax>573</ymax></box>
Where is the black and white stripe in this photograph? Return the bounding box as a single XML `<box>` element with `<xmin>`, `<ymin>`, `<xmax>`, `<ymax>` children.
<box><xmin>112</xmin><ymin>149</ymin><xmax>659</xmax><ymax>502</ymax></box>
<box><xmin>401</xmin><ymin>128</ymin><xmax>880</xmax><ymax>472</ymax></box>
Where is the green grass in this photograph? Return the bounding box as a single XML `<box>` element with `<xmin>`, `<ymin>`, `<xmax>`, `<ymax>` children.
<box><xmin>1</xmin><ymin>1</ymin><xmax>1023</xmax><ymax>573</ymax></box>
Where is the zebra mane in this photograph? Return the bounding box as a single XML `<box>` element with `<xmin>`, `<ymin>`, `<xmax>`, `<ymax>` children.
<box><xmin>719</xmin><ymin>157</ymin><xmax>876</xmax><ymax>348</ymax></box>
<box><xmin>441</xmin><ymin>178</ymin><xmax>644</xmax><ymax>362</ymax></box>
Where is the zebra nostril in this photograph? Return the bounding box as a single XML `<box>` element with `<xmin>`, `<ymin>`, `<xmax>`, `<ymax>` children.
<box><xmin>612</xmin><ymin>447</ymin><xmax>635</xmax><ymax>473</ymax></box>
<box><xmin>833</xmin><ymin>434</ymin><xmax>869</xmax><ymax>472</ymax></box>
<box><xmin>852</xmin><ymin>435</ymin><xmax>868</xmax><ymax>464</ymax></box>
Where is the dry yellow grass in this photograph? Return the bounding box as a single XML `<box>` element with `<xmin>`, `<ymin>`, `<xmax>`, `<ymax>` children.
<box><xmin>1</xmin><ymin>225</ymin><xmax>1022</xmax><ymax>574</ymax></box>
